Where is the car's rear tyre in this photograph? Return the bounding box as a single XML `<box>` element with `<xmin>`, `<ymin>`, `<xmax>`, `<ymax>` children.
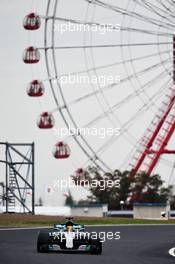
<box><xmin>37</xmin><ymin>231</ymin><xmax>49</xmax><ymax>253</ymax></box>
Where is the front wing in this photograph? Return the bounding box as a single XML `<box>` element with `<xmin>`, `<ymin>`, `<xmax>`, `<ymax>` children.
<box><xmin>47</xmin><ymin>243</ymin><xmax>93</xmax><ymax>252</ymax></box>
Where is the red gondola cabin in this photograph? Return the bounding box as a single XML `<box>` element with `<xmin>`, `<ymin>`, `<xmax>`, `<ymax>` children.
<box><xmin>75</xmin><ymin>168</ymin><xmax>88</xmax><ymax>186</ymax></box>
<box><xmin>23</xmin><ymin>13</ymin><xmax>41</xmax><ymax>30</ymax></box>
<box><xmin>27</xmin><ymin>80</ymin><xmax>44</xmax><ymax>97</ymax></box>
<box><xmin>37</xmin><ymin>112</ymin><xmax>54</xmax><ymax>129</ymax></box>
<box><xmin>53</xmin><ymin>142</ymin><xmax>71</xmax><ymax>159</ymax></box>
<box><xmin>75</xmin><ymin>168</ymin><xmax>85</xmax><ymax>178</ymax></box>
<box><xmin>23</xmin><ymin>47</ymin><xmax>40</xmax><ymax>64</ymax></box>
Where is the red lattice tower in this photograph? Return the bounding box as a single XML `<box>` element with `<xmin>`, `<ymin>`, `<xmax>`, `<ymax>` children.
<box><xmin>131</xmin><ymin>36</ymin><xmax>175</xmax><ymax>177</ymax></box>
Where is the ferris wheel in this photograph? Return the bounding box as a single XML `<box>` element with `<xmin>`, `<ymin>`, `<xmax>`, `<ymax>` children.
<box><xmin>23</xmin><ymin>0</ymin><xmax>175</xmax><ymax>184</ymax></box>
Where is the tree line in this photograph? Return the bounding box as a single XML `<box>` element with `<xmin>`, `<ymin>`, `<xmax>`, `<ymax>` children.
<box><xmin>65</xmin><ymin>167</ymin><xmax>174</xmax><ymax>210</ymax></box>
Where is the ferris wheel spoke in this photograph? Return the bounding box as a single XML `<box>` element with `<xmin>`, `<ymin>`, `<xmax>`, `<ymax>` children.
<box><xmin>50</xmin><ymin>54</ymin><xmax>171</xmax><ymax>116</ymax></box>
<box><xmin>121</xmin><ymin>27</ymin><xmax>174</xmax><ymax>37</ymax></box>
<box><xmin>63</xmin><ymin>69</ymin><xmax>170</xmax><ymax>155</ymax></box>
<box><xmin>54</xmin><ymin>67</ymin><xmax>170</xmax><ymax>140</ymax></box>
<box><xmin>90</xmin><ymin>77</ymin><xmax>171</xmax><ymax>159</ymax></box>
<box><xmin>122</xmin><ymin>81</ymin><xmax>171</xmax><ymax>131</ymax></box>
<box><xmin>134</xmin><ymin>0</ymin><xmax>175</xmax><ymax>25</ymax></box>
<box><xmin>42</xmin><ymin>15</ymin><xmax>174</xmax><ymax>37</ymax></box>
<box><xmin>88</xmin><ymin>0</ymin><xmax>173</xmax><ymax>125</ymax></box>
<box><xmin>57</xmin><ymin>48</ymin><xmax>172</xmax><ymax>83</ymax></box>
<box><xmin>158</xmin><ymin>0</ymin><xmax>174</xmax><ymax>15</ymax></box>
<box><xmin>166</xmin><ymin>0</ymin><xmax>175</xmax><ymax>7</ymax></box>
<box><xmin>44</xmin><ymin>15</ymin><xmax>121</xmax><ymax>31</ymax></box>
<box><xmin>44</xmin><ymin>47</ymin><xmax>172</xmax><ymax>116</ymax></box>
<box><xmin>83</xmin><ymin>70</ymin><xmax>171</xmax><ymax>131</ymax></box>
<box><xmin>40</xmin><ymin>41</ymin><xmax>172</xmax><ymax>50</ymax></box>
<box><xmin>51</xmin><ymin>55</ymin><xmax>172</xmax><ymax>118</ymax></box>
<box><xmin>119</xmin><ymin>57</ymin><xmax>171</xmax><ymax>86</ymax></box>
<box><xmin>85</xmin><ymin>0</ymin><xmax>175</xmax><ymax>31</ymax></box>
<box><xmin>145</xmin><ymin>0</ymin><xmax>175</xmax><ymax>19</ymax></box>
<box><xmin>152</xmin><ymin>0</ymin><xmax>175</xmax><ymax>15</ymax></box>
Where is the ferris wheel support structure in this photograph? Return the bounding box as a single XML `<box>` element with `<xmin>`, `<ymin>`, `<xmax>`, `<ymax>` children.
<box><xmin>131</xmin><ymin>36</ymin><xmax>175</xmax><ymax>177</ymax></box>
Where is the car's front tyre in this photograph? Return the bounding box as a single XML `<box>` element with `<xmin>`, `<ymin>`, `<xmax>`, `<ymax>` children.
<box><xmin>90</xmin><ymin>239</ymin><xmax>102</xmax><ymax>255</ymax></box>
<box><xmin>37</xmin><ymin>231</ymin><xmax>49</xmax><ymax>253</ymax></box>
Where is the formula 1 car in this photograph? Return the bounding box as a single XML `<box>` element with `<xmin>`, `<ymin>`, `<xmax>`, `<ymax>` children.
<box><xmin>37</xmin><ymin>218</ymin><xmax>102</xmax><ymax>254</ymax></box>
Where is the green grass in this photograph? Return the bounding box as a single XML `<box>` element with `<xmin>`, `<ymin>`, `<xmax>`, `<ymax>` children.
<box><xmin>0</xmin><ymin>214</ymin><xmax>175</xmax><ymax>227</ymax></box>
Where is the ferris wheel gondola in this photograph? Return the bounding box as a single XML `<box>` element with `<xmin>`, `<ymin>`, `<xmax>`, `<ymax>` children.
<box><xmin>37</xmin><ymin>112</ymin><xmax>55</xmax><ymax>129</ymax></box>
<box><xmin>27</xmin><ymin>80</ymin><xmax>45</xmax><ymax>97</ymax></box>
<box><xmin>23</xmin><ymin>46</ymin><xmax>40</xmax><ymax>64</ymax></box>
<box><xmin>53</xmin><ymin>141</ymin><xmax>71</xmax><ymax>159</ymax></box>
<box><xmin>23</xmin><ymin>13</ymin><xmax>41</xmax><ymax>30</ymax></box>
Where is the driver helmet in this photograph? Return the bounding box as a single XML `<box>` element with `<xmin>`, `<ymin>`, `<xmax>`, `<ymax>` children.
<box><xmin>66</xmin><ymin>221</ymin><xmax>73</xmax><ymax>232</ymax></box>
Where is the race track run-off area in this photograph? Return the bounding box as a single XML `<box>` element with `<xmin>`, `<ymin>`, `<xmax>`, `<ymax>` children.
<box><xmin>0</xmin><ymin>225</ymin><xmax>175</xmax><ymax>264</ymax></box>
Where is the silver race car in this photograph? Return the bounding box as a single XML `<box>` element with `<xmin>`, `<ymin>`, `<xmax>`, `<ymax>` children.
<box><xmin>37</xmin><ymin>218</ymin><xmax>102</xmax><ymax>254</ymax></box>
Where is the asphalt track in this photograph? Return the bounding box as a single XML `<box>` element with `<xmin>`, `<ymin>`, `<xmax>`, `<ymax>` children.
<box><xmin>0</xmin><ymin>225</ymin><xmax>175</xmax><ymax>264</ymax></box>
